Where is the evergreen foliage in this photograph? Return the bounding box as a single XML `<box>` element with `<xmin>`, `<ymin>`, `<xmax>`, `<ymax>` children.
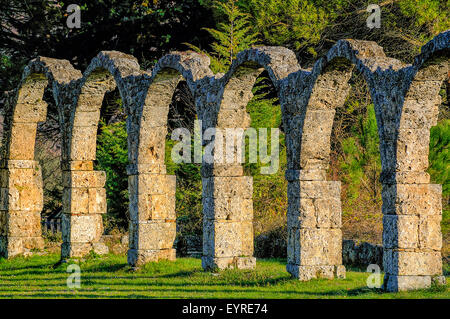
<box><xmin>186</xmin><ymin>0</ymin><xmax>259</xmax><ymax>72</ymax></box>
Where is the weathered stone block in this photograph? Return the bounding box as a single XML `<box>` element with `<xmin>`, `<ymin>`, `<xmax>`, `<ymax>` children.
<box><xmin>201</xmin><ymin>256</ymin><xmax>256</xmax><ymax>270</ymax></box>
<box><xmin>62</xmin><ymin>170</ymin><xmax>106</xmax><ymax>188</ymax></box>
<box><xmin>88</xmin><ymin>188</ymin><xmax>107</xmax><ymax>214</ymax></box>
<box><xmin>315</xmin><ymin>198</ymin><xmax>341</xmax><ymax>228</ymax></box>
<box><xmin>127</xmin><ymin>248</ymin><xmax>176</xmax><ymax>266</ymax></box>
<box><xmin>288</xmin><ymin>227</ymin><xmax>342</xmax><ymax>266</ymax></box>
<box><xmin>396</xmin><ymin>128</ymin><xmax>430</xmax><ymax>172</ymax></box>
<box><xmin>92</xmin><ymin>242</ymin><xmax>109</xmax><ymax>255</ymax></box>
<box><xmin>384</xmin><ymin>274</ymin><xmax>432</xmax><ymax>292</ymax></box>
<box><xmin>418</xmin><ymin>215</ymin><xmax>442</xmax><ymax>250</ymax></box>
<box><xmin>128</xmin><ymin>174</ymin><xmax>176</xmax><ymax>195</ymax></box>
<box><xmin>399</xmin><ymin>99</ymin><xmax>439</xmax><ymax>129</ymax></box>
<box><xmin>63</xmin><ymin>187</ymin><xmax>89</xmax><ymax>214</ymax></box>
<box><xmin>129</xmin><ymin>221</ymin><xmax>176</xmax><ymax>250</ymax></box>
<box><xmin>76</xmin><ymin>90</ymin><xmax>106</xmax><ymax>112</ymax></box>
<box><xmin>3</xmin><ymin>177</ymin><xmax>43</xmax><ymax>212</ymax></box>
<box><xmin>202</xmin><ymin>176</ymin><xmax>252</xmax><ymax>199</ymax></box>
<box><xmin>137</xmin><ymin>126</ymin><xmax>167</xmax><ymax>164</ymax></box>
<box><xmin>5</xmin><ymin>236</ymin><xmax>44</xmax><ymax>257</ymax></box>
<box><xmin>201</xmin><ymin>256</ymin><xmax>235</xmax><ymax>270</ymax></box>
<box><xmin>5</xmin><ymin>211</ymin><xmax>42</xmax><ymax>237</ymax></box>
<box><xmin>130</xmin><ymin>193</ymin><xmax>176</xmax><ymax>221</ymax></box>
<box><xmin>300</xmin><ymin>228</ymin><xmax>342</xmax><ymax>266</ymax></box>
<box><xmin>383</xmin><ymin>215</ymin><xmax>419</xmax><ymax>249</ymax></box>
<box><xmin>141</xmin><ymin>106</ymin><xmax>170</xmax><ymax>128</ymax></box>
<box><xmin>69</xmin><ymin>126</ymin><xmax>98</xmax><ymax>161</ymax></box>
<box><xmin>218</xmin><ymin>109</ymin><xmax>251</xmax><ymax>128</ymax></box>
<box><xmin>287</xmin><ymin>197</ymin><xmax>316</xmax><ymax>229</ymax></box>
<box><xmin>61</xmin><ymin>161</ymin><xmax>94</xmax><ymax>171</ymax></box>
<box><xmin>390</xmin><ymin>171</ymin><xmax>430</xmax><ymax>184</ymax></box>
<box><xmin>285</xmin><ymin>169</ymin><xmax>327</xmax><ymax>181</ymax></box>
<box><xmin>61</xmin><ymin>242</ymin><xmax>93</xmax><ymax>258</ymax></box>
<box><xmin>72</xmin><ymin>110</ymin><xmax>100</xmax><ymax>127</ymax></box>
<box><xmin>200</xmin><ymin>164</ymin><xmax>243</xmax><ymax>178</ymax></box>
<box><xmin>8</xmin><ymin>123</ymin><xmax>38</xmax><ymax>160</ymax></box>
<box><xmin>286</xmin><ymin>264</ymin><xmax>346</xmax><ymax>281</ymax></box>
<box><xmin>240</xmin><ymin>221</ymin><xmax>254</xmax><ymax>256</ymax></box>
<box><xmin>2</xmin><ymin>236</ymin><xmax>24</xmax><ymax>258</ymax></box>
<box><xmin>404</xmin><ymin>80</ymin><xmax>443</xmax><ymax>101</ymax></box>
<box><xmin>382</xmin><ymin>183</ymin><xmax>442</xmax><ymax>215</ymax></box>
<box><xmin>4</xmin><ymin>160</ymin><xmax>39</xmax><ymax>170</ymax></box>
<box><xmin>202</xmin><ymin>196</ymin><xmax>253</xmax><ymax>221</ymax></box>
<box><xmin>288</xmin><ymin>180</ymin><xmax>340</xmax><ymax>199</ymax></box>
<box><xmin>383</xmin><ymin>249</ymin><xmax>442</xmax><ymax>276</ymax></box>
<box><xmin>62</xmin><ymin>214</ymin><xmax>103</xmax><ymax>243</ymax></box>
<box><xmin>235</xmin><ymin>256</ymin><xmax>256</xmax><ymax>269</ymax></box>
<box><xmin>299</xmin><ymin>133</ymin><xmax>331</xmax><ymax>170</ymax></box>
<box><xmin>203</xmin><ymin>220</ymin><xmax>243</xmax><ymax>257</ymax></box>
<box><xmin>13</xmin><ymin>100</ymin><xmax>47</xmax><ymax>123</ymax></box>
<box><xmin>126</xmin><ymin>163</ymin><xmax>166</xmax><ymax>175</ymax></box>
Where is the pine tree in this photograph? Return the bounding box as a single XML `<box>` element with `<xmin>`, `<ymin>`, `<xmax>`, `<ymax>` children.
<box><xmin>186</xmin><ymin>0</ymin><xmax>259</xmax><ymax>72</ymax></box>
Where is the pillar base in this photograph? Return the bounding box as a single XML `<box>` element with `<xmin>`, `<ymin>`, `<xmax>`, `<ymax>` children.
<box><xmin>61</xmin><ymin>242</ymin><xmax>109</xmax><ymax>259</ymax></box>
<box><xmin>202</xmin><ymin>256</ymin><xmax>256</xmax><ymax>271</ymax></box>
<box><xmin>384</xmin><ymin>274</ymin><xmax>446</xmax><ymax>292</ymax></box>
<box><xmin>127</xmin><ymin>248</ymin><xmax>176</xmax><ymax>267</ymax></box>
<box><xmin>286</xmin><ymin>264</ymin><xmax>346</xmax><ymax>281</ymax></box>
<box><xmin>0</xmin><ymin>236</ymin><xmax>44</xmax><ymax>259</ymax></box>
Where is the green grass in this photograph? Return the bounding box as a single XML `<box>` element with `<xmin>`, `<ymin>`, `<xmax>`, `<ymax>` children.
<box><xmin>0</xmin><ymin>254</ymin><xmax>448</xmax><ymax>299</ymax></box>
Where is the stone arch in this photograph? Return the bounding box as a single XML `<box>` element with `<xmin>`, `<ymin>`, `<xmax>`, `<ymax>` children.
<box><xmin>0</xmin><ymin>57</ymin><xmax>81</xmax><ymax>258</ymax></box>
<box><xmin>284</xmin><ymin>39</ymin><xmax>395</xmax><ymax>281</ymax></box>
<box><xmin>201</xmin><ymin>46</ymin><xmax>300</xmax><ymax>270</ymax></box>
<box><xmin>381</xmin><ymin>31</ymin><xmax>449</xmax><ymax>291</ymax></box>
<box><xmin>0</xmin><ymin>30</ymin><xmax>448</xmax><ymax>292</ymax></box>
<box><xmin>127</xmin><ymin>51</ymin><xmax>213</xmax><ymax>267</ymax></box>
<box><xmin>62</xmin><ymin>51</ymin><xmax>142</xmax><ymax>259</ymax></box>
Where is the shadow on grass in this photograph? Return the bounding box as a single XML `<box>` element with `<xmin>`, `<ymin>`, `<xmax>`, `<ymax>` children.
<box><xmin>82</xmin><ymin>263</ymin><xmax>130</xmax><ymax>273</ymax></box>
<box><xmin>0</xmin><ymin>286</ymin><xmax>387</xmax><ymax>299</ymax></box>
<box><xmin>0</xmin><ymin>261</ymin><xmax>58</xmax><ymax>271</ymax></box>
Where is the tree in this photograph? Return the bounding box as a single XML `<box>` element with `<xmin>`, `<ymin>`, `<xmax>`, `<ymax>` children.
<box><xmin>96</xmin><ymin>120</ymin><xmax>129</xmax><ymax>231</ymax></box>
<box><xmin>0</xmin><ymin>0</ymin><xmax>215</xmax><ymax>92</ymax></box>
<box><xmin>186</xmin><ymin>0</ymin><xmax>259</xmax><ymax>72</ymax></box>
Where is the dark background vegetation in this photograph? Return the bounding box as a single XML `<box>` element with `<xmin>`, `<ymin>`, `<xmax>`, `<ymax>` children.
<box><xmin>0</xmin><ymin>0</ymin><xmax>448</xmax><ymax>259</ymax></box>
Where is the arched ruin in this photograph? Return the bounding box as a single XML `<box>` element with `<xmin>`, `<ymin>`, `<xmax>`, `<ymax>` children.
<box><xmin>0</xmin><ymin>30</ymin><xmax>448</xmax><ymax>292</ymax></box>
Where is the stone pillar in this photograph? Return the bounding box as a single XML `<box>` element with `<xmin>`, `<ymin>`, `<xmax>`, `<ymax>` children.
<box><xmin>61</xmin><ymin>161</ymin><xmax>109</xmax><ymax>258</ymax></box>
<box><xmin>127</xmin><ymin>171</ymin><xmax>176</xmax><ymax>267</ymax></box>
<box><xmin>382</xmin><ymin>182</ymin><xmax>445</xmax><ymax>291</ymax></box>
<box><xmin>201</xmin><ymin>166</ymin><xmax>255</xmax><ymax>270</ymax></box>
<box><xmin>286</xmin><ymin>170</ymin><xmax>345</xmax><ymax>280</ymax></box>
<box><xmin>0</xmin><ymin>160</ymin><xmax>45</xmax><ymax>258</ymax></box>
<box><xmin>378</xmin><ymin>63</ymin><xmax>447</xmax><ymax>291</ymax></box>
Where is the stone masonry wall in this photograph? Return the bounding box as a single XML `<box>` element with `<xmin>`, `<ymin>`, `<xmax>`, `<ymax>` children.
<box><xmin>0</xmin><ymin>30</ymin><xmax>448</xmax><ymax>292</ymax></box>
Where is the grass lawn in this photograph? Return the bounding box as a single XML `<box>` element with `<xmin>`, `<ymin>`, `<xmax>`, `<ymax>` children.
<box><xmin>0</xmin><ymin>253</ymin><xmax>448</xmax><ymax>299</ymax></box>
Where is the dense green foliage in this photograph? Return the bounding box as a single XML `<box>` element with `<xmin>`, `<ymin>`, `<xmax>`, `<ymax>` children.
<box><xmin>429</xmin><ymin>120</ymin><xmax>450</xmax><ymax>244</ymax></box>
<box><xmin>95</xmin><ymin>121</ymin><xmax>129</xmax><ymax>231</ymax></box>
<box><xmin>195</xmin><ymin>0</ymin><xmax>449</xmax><ymax>63</ymax></box>
<box><xmin>0</xmin><ymin>254</ymin><xmax>448</xmax><ymax>298</ymax></box>
<box><xmin>339</xmin><ymin>105</ymin><xmax>381</xmax><ymax>202</ymax></box>
<box><xmin>0</xmin><ymin>0</ymin><xmax>215</xmax><ymax>90</ymax></box>
<box><xmin>186</xmin><ymin>0</ymin><xmax>259</xmax><ymax>72</ymax></box>
<box><xmin>429</xmin><ymin>120</ymin><xmax>450</xmax><ymax>198</ymax></box>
